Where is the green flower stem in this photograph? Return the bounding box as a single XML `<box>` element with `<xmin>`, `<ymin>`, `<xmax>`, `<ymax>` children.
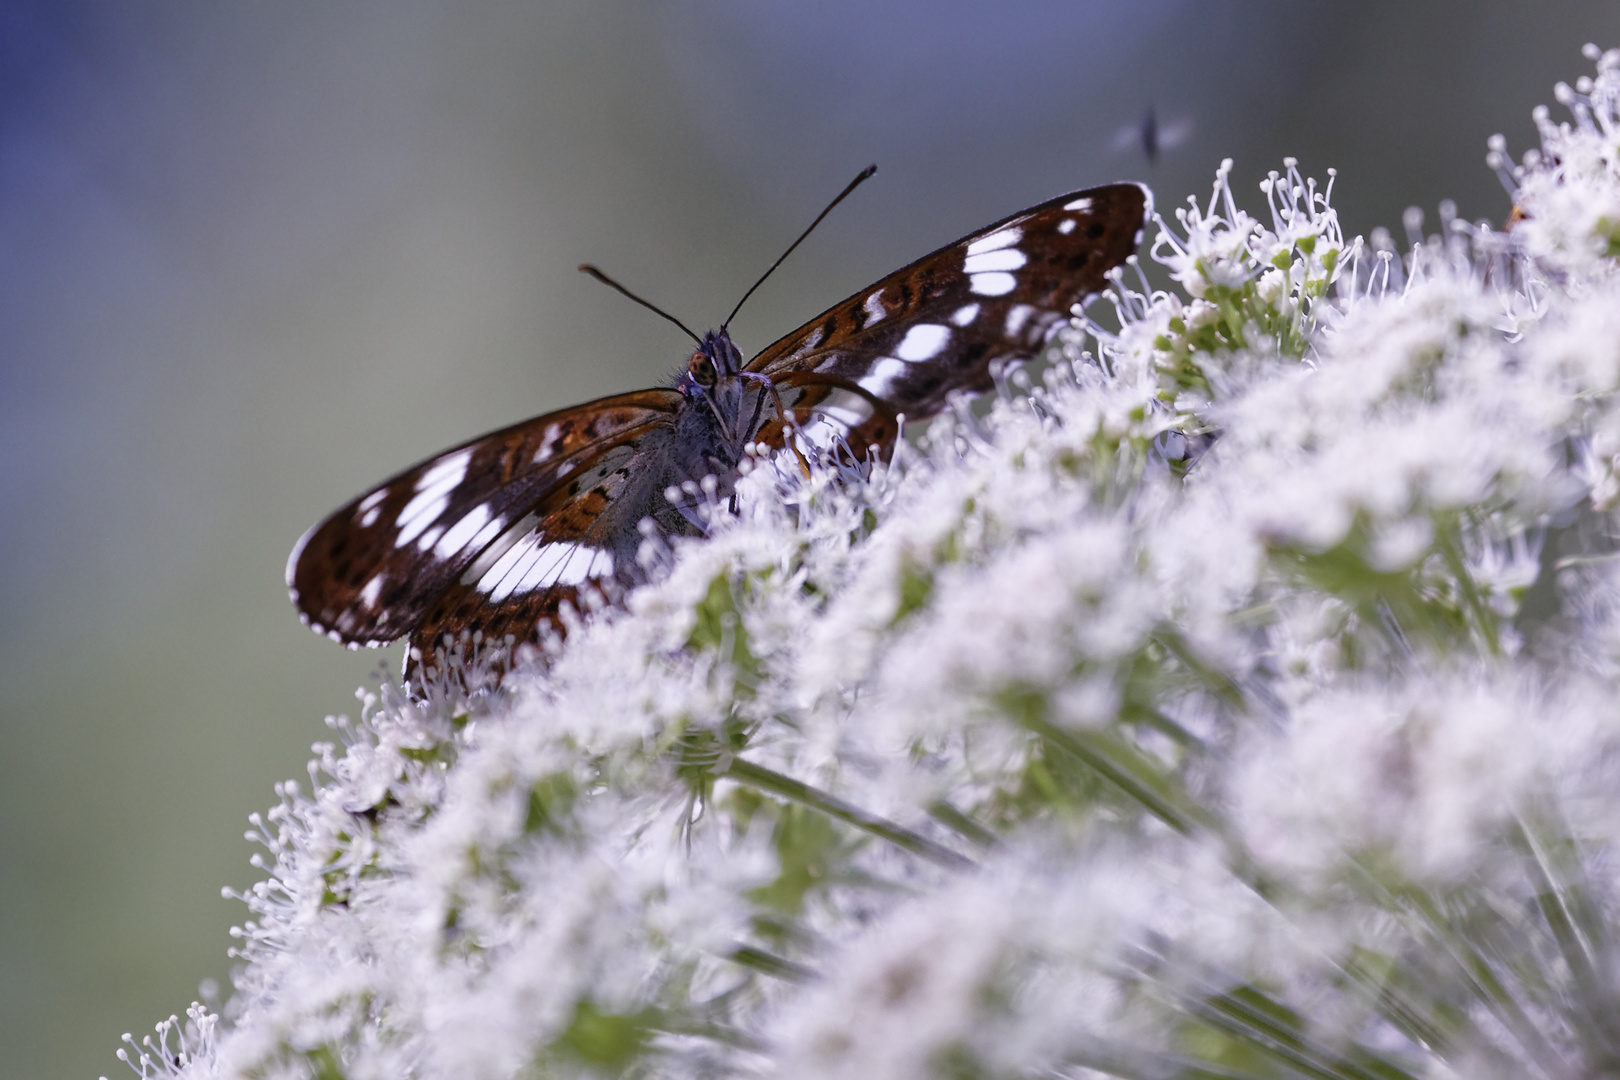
<box><xmin>719</xmin><ymin>756</ymin><xmax>976</xmax><ymax>870</ymax></box>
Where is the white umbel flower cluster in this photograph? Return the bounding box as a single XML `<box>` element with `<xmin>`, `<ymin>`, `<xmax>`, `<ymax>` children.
<box><xmin>119</xmin><ymin>45</ymin><xmax>1620</xmax><ymax>1080</ymax></box>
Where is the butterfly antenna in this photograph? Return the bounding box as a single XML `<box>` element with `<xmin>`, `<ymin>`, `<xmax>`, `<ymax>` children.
<box><xmin>724</xmin><ymin>163</ymin><xmax>877</xmax><ymax>329</ymax></box>
<box><xmin>579</xmin><ymin>264</ymin><xmax>703</xmax><ymax>345</ymax></box>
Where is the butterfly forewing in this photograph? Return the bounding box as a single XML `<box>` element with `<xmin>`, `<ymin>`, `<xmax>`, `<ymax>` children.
<box><xmin>288</xmin><ymin>389</ymin><xmax>681</xmax><ymax>647</ymax></box>
<box><xmin>746</xmin><ymin>183</ymin><xmax>1148</xmax><ymax>457</ymax></box>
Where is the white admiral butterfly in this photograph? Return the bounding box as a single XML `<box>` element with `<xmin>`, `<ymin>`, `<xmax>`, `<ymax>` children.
<box><xmin>288</xmin><ymin>169</ymin><xmax>1148</xmax><ymax>674</ymax></box>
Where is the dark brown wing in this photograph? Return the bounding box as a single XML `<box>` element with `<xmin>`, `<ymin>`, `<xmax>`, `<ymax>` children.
<box><xmin>745</xmin><ymin>182</ymin><xmax>1149</xmax><ymax>457</ymax></box>
<box><xmin>286</xmin><ymin>389</ymin><xmax>682</xmax><ymax>648</ymax></box>
<box><xmin>404</xmin><ymin>426</ymin><xmax>690</xmax><ymax>661</ymax></box>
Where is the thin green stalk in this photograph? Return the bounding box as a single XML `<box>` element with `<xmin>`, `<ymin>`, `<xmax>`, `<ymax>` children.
<box><xmin>719</xmin><ymin>756</ymin><xmax>975</xmax><ymax>871</ymax></box>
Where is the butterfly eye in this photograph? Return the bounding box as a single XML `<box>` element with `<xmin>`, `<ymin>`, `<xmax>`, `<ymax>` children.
<box><xmin>688</xmin><ymin>351</ymin><xmax>717</xmax><ymax>387</ymax></box>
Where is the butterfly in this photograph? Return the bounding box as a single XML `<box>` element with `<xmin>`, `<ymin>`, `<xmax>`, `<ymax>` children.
<box><xmin>287</xmin><ymin>169</ymin><xmax>1148</xmax><ymax>676</ymax></box>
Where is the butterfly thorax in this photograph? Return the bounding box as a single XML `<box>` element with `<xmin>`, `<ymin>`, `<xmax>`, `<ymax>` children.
<box><xmin>671</xmin><ymin>327</ymin><xmax>767</xmax><ymax>465</ymax></box>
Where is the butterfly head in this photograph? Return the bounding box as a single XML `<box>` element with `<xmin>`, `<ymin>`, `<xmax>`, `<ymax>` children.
<box><xmin>684</xmin><ymin>329</ymin><xmax>744</xmax><ymax>392</ymax></box>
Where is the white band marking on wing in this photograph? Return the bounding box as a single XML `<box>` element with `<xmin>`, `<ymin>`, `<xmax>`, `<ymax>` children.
<box><xmin>965</xmin><ymin>226</ymin><xmax>1021</xmax><ymax>255</ymax></box>
<box><xmin>858</xmin><ymin>357</ymin><xmax>909</xmax><ymax>398</ymax></box>
<box><xmin>963</xmin><ymin>248</ymin><xmax>1026</xmax><ymax>274</ymax></box>
<box><xmin>432</xmin><ymin>503</ymin><xmax>492</xmax><ymax>560</ymax></box>
<box><xmin>1005</xmin><ymin>304</ymin><xmax>1036</xmax><ymax>337</ymax></box>
<box><xmin>895</xmin><ymin>323</ymin><xmax>950</xmax><ymax>361</ymax></box>
<box><xmin>533</xmin><ymin>423</ymin><xmax>564</xmax><ymax>463</ymax></box>
<box><xmin>416</xmin><ymin>449</ymin><xmax>472</xmax><ymax>492</ymax></box>
<box><xmin>461</xmin><ymin>512</ymin><xmax>537</xmax><ymax>586</ymax></box>
<box><xmin>970</xmin><ymin>272</ymin><xmax>1016</xmax><ymax>297</ymax></box>
<box><xmin>862</xmin><ymin>289</ymin><xmax>887</xmax><ymax>325</ymax></box>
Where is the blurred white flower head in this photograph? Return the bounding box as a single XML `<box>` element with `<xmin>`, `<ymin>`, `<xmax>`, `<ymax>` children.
<box><xmin>117</xmin><ymin>44</ymin><xmax>1620</xmax><ymax>1080</ymax></box>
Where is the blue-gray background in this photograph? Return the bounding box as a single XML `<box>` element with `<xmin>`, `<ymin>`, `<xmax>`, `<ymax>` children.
<box><xmin>2</xmin><ymin>4</ymin><xmax>1614</xmax><ymax>1076</ymax></box>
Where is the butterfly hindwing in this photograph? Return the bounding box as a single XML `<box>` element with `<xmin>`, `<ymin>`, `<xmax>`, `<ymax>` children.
<box><xmin>746</xmin><ymin>183</ymin><xmax>1148</xmax><ymax>457</ymax></box>
<box><xmin>287</xmin><ymin>390</ymin><xmax>681</xmax><ymax>647</ymax></box>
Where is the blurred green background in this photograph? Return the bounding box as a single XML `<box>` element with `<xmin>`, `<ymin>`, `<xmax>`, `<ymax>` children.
<box><xmin>1</xmin><ymin>3</ymin><xmax>1615</xmax><ymax>1076</ymax></box>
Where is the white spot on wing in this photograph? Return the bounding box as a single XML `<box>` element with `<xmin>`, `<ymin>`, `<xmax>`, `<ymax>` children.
<box><xmin>895</xmin><ymin>324</ymin><xmax>950</xmax><ymax>362</ymax></box>
<box><xmin>465</xmin><ymin>514</ymin><xmax>506</xmax><ymax>558</ymax></box>
<box><xmin>781</xmin><ymin>325</ymin><xmax>825</xmax><ymax>364</ymax></box>
<box><xmin>1057</xmin><ymin>218</ymin><xmax>1076</xmax><ymax>234</ymax></box>
<box><xmin>533</xmin><ymin>423</ymin><xmax>563</xmax><ymax>464</ymax></box>
<box><xmin>950</xmin><ymin>303</ymin><xmax>980</xmax><ymax>327</ymax></box>
<box><xmin>970</xmin><ymin>272</ymin><xmax>1016</xmax><ymax>297</ymax></box>
<box><xmin>481</xmin><ymin>536</ymin><xmax>540</xmax><ymax>600</ymax></box>
<box><xmin>965</xmin><ymin>227</ymin><xmax>1021</xmax><ymax>255</ymax></box>
<box><xmin>394</xmin><ymin>448</ymin><xmax>474</xmax><ymax>546</ymax></box>
<box><xmin>1063</xmin><ymin>196</ymin><xmax>1094</xmax><ymax>212</ymax></box>
<box><xmin>963</xmin><ymin>248</ymin><xmax>1026</xmax><ymax>274</ymax></box>
<box><xmin>817</xmin><ymin>390</ymin><xmax>874</xmax><ymax>429</ymax></box>
<box><xmin>862</xmin><ymin>289</ymin><xmax>886</xmax><ymax>325</ymax></box>
<box><xmin>359</xmin><ymin>573</ymin><xmax>386</xmax><ymax>608</ymax></box>
<box><xmin>489</xmin><ymin>542</ymin><xmax>613</xmax><ymax>601</ymax></box>
<box><xmin>361</xmin><ymin>507</ymin><xmax>381</xmax><ymax>528</ymax></box>
<box><xmin>417</xmin><ymin>449</ymin><xmax>472</xmax><ymax>493</ymax></box>
<box><xmin>858</xmin><ymin>357</ymin><xmax>909</xmax><ymax>398</ymax></box>
<box><xmin>1005</xmin><ymin>304</ymin><xmax>1035</xmax><ymax>337</ymax></box>
<box><xmin>395</xmin><ymin>493</ymin><xmax>449</xmax><ymax>545</ymax></box>
<box><xmin>433</xmin><ymin>503</ymin><xmax>494</xmax><ymax>560</ymax></box>
<box><xmin>487</xmin><ymin>536</ymin><xmax>545</xmax><ymax>601</ymax></box>
<box><xmin>359</xmin><ymin>490</ymin><xmax>387</xmax><ymax>513</ymax></box>
<box><xmin>526</xmin><ymin>544</ymin><xmax>611</xmax><ymax>590</ymax></box>
<box><xmin>415</xmin><ymin>524</ymin><xmax>445</xmax><ymax>552</ymax></box>
<box><xmin>461</xmin><ymin>512</ymin><xmax>538</xmax><ymax>586</ymax></box>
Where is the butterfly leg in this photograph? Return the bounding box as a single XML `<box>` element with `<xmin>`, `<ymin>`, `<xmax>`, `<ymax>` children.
<box><xmin>768</xmin><ymin>371</ymin><xmax>902</xmax><ymax>465</ymax></box>
<box><xmin>740</xmin><ymin>372</ymin><xmax>813</xmax><ymax>479</ymax></box>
